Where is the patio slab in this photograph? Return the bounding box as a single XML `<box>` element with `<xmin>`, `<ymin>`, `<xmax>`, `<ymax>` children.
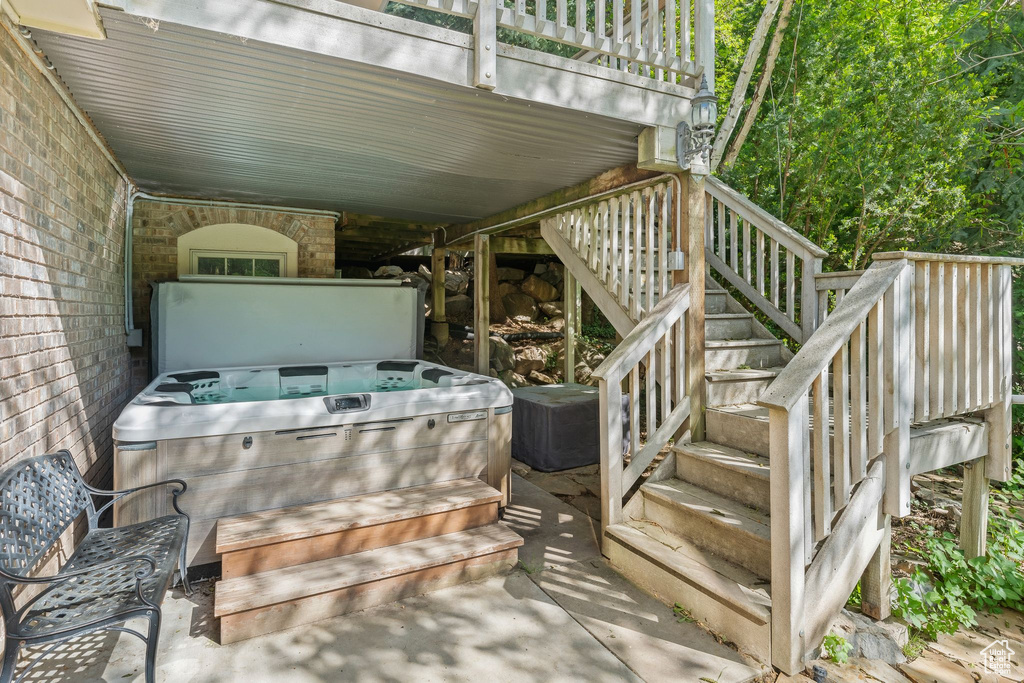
<box><xmin>13</xmin><ymin>474</ymin><xmax>761</xmax><ymax>682</ymax></box>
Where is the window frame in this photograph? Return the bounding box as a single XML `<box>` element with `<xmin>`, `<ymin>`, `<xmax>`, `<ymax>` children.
<box><xmin>189</xmin><ymin>249</ymin><xmax>287</xmax><ymax>278</ymax></box>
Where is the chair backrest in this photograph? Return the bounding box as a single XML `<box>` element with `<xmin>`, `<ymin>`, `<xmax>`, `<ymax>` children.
<box><xmin>0</xmin><ymin>451</ymin><xmax>93</xmax><ymax>575</ymax></box>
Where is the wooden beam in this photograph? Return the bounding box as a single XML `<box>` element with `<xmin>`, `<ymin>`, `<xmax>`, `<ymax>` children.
<box><xmin>564</xmin><ymin>271</ymin><xmax>578</xmax><ymax>382</ymax></box>
<box><xmin>431</xmin><ymin>229</ymin><xmax>448</xmax><ymax>345</ymax></box>
<box><xmin>682</xmin><ymin>173</ymin><xmax>706</xmax><ymax>441</ymax></box>
<box><xmin>860</xmin><ymin>514</ymin><xmax>892</xmax><ymax>621</ymax></box>
<box><xmin>961</xmin><ymin>457</ymin><xmax>989</xmax><ymax>559</ymax></box>
<box><xmin>490</xmin><ymin>237</ymin><xmax>554</xmax><ymax>254</ymax></box>
<box><xmin>474</xmin><ymin>234</ymin><xmax>491</xmax><ymax>375</ymax></box>
<box><xmin>446</xmin><ymin>164</ymin><xmax>660</xmax><ymax>246</ymax></box>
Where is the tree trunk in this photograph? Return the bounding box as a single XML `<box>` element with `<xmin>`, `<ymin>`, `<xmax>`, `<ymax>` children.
<box><xmin>721</xmin><ymin>0</ymin><xmax>797</xmax><ymax>171</ymax></box>
<box><xmin>710</xmin><ymin>0</ymin><xmax>782</xmax><ymax>172</ymax></box>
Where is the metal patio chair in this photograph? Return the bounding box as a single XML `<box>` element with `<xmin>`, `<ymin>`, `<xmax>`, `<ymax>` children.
<box><xmin>0</xmin><ymin>450</ymin><xmax>190</xmax><ymax>683</ymax></box>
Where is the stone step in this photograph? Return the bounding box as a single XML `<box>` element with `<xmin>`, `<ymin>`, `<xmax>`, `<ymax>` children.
<box><xmin>705</xmin><ymin>312</ymin><xmax>755</xmax><ymax>340</ymax></box>
<box><xmin>605</xmin><ymin>520</ymin><xmax>772</xmax><ymax>665</ymax></box>
<box><xmin>673</xmin><ymin>441</ymin><xmax>771</xmax><ymax>513</ymax></box>
<box><xmin>215</xmin><ymin>478</ymin><xmax>502</xmax><ymax>578</ymax></box>
<box><xmin>706</xmin><ymin>339</ymin><xmax>785</xmax><ymax>371</ymax></box>
<box><xmin>705</xmin><ymin>367</ymin><xmax>784</xmax><ymax>407</ymax></box>
<box><xmin>215</xmin><ymin>523</ymin><xmax>522</xmax><ymax>643</ymax></box>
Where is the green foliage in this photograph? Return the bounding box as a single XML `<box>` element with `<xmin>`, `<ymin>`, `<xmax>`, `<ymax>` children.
<box><xmin>580</xmin><ymin>320</ymin><xmax>616</xmax><ymax>339</ymax></box>
<box><xmin>821</xmin><ymin>632</ymin><xmax>853</xmax><ymax>665</ymax></box>
<box><xmin>718</xmin><ymin>1</ymin><xmax>1024</xmax><ymax>271</ymax></box>
<box><xmin>902</xmin><ymin>632</ymin><xmax>926</xmax><ymax>661</ymax></box>
<box><xmin>673</xmin><ymin>602</ymin><xmax>695</xmax><ymax>623</ymax></box>
<box><xmin>893</xmin><ymin>512</ymin><xmax>1024</xmax><ymax>640</ymax></box>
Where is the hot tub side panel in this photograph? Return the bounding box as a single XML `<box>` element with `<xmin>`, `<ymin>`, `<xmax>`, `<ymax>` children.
<box><xmin>116</xmin><ymin>410</ymin><xmax>503</xmax><ymax>566</ymax></box>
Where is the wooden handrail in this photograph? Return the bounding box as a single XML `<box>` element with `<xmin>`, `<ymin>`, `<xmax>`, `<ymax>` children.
<box><xmin>874</xmin><ymin>251</ymin><xmax>1024</xmax><ymax>267</ymax></box>
<box><xmin>592</xmin><ymin>283</ymin><xmax>691</xmax><ymax>380</ymax></box>
<box><xmin>706</xmin><ymin>177</ymin><xmax>827</xmax><ymax>260</ymax></box>
<box><xmin>759</xmin><ymin>260</ymin><xmax>906</xmax><ymax>412</ymax></box>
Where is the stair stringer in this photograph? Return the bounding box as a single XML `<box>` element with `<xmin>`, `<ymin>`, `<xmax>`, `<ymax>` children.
<box><xmin>540</xmin><ymin>218</ymin><xmax>636</xmax><ymax>337</ymax></box>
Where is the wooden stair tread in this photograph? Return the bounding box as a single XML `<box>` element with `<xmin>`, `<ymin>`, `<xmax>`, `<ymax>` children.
<box><xmin>217</xmin><ymin>478</ymin><xmax>502</xmax><ymax>553</ymax></box>
<box><xmin>606</xmin><ymin>521</ymin><xmax>771</xmax><ymax>625</ymax></box>
<box><xmin>215</xmin><ymin>523</ymin><xmax>522</xmax><ymax>616</ymax></box>
<box><xmin>705</xmin><ymin>338</ymin><xmax>783</xmax><ymax>348</ymax></box>
<box><xmin>641</xmin><ymin>478</ymin><xmax>771</xmax><ymax>540</ymax></box>
<box><xmin>705</xmin><ymin>367</ymin><xmax>784</xmax><ymax>382</ymax></box>
<box><xmin>705</xmin><ymin>312</ymin><xmax>754</xmax><ymax>321</ymax></box>
<box><xmin>672</xmin><ymin>441</ymin><xmax>770</xmax><ymax>481</ymax></box>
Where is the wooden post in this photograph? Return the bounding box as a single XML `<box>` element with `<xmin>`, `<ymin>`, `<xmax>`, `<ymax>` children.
<box><xmin>474</xmin><ymin>0</ymin><xmax>497</xmax><ymax>90</ymax></box>
<box><xmin>884</xmin><ymin>264</ymin><xmax>912</xmax><ymax>517</ymax></box>
<box><xmin>599</xmin><ymin>377</ymin><xmax>624</xmax><ymax>540</ymax></box>
<box><xmin>985</xmin><ymin>265</ymin><xmax>1012</xmax><ymax>482</ymax></box>
<box><xmin>769</xmin><ymin>403</ymin><xmax>809</xmax><ymax>675</ymax></box>
<box><xmin>474</xmin><ymin>234</ymin><xmax>491</xmax><ymax>375</ymax></box>
<box><xmin>694</xmin><ymin>0</ymin><xmax>715</xmax><ymax>91</ymax></box>
<box><xmin>680</xmin><ymin>173</ymin><xmax>706</xmax><ymax>441</ymax></box>
<box><xmin>861</xmin><ymin>514</ymin><xmax>892</xmax><ymax>620</ymax></box>
<box><xmin>961</xmin><ymin>457</ymin><xmax>990</xmax><ymax>559</ymax></box>
<box><xmin>431</xmin><ymin>229</ymin><xmax>448</xmax><ymax>347</ymax></box>
<box><xmin>801</xmin><ymin>257</ymin><xmax>823</xmax><ymax>342</ymax></box>
<box><xmin>564</xmin><ymin>270</ymin><xmax>577</xmax><ymax>383</ymax></box>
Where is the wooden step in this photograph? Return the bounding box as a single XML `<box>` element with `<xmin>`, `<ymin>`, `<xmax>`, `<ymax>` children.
<box><xmin>640</xmin><ymin>478</ymin><xmax>772</xmax><ymax>581</ymax></box>
<box><xmin>705</xmin><ymin>312</ymin><xmax>754</xmax><ymax>340</ymax></box>
<box><xmin>605</xmin><ymin>521</ymin><xmax>771</xmax><ymax>664</ymax></box>
<box><xmin>216</xmin><ymin>478</ymin><xmax>501</xmax><ymax>578</ymax></box>
<box><xmin>706</xmin><ymin>339</ymin><xmax>785</xmax><ymax>371</ymax></box>
<box><xmin>673</xmin><ymin>441</ymin><xmax>771</xmax><ymax>513</ymax></box>
<box><xmin>216</xmin><ymin>523</ymin><xmax>522</xmax><ymax>643</ymax></box>
<box><xmin>706</xmin><ymin>404</ymin><xmax>771</xmax><ymax>457</ymax></box>
<box><xmin>706</xmin><ymin>290</ymin><xmax>728</xmax><ymax>314</ymax></box>
<box><xmin>705</xmin><ymin>367</ymin><xmax>783</xmax><ymax>407</ymax></box>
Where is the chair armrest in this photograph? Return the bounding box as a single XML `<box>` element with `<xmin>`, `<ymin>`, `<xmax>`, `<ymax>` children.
<box><xmin>0</xmin><ymin>554</ymin><xmax>158</xmax><ymax>587</ymax></box>
<box><xmin>86</xmin><ymin>479</ymin><xmax>189</xmax><ymax>520</ymax></box>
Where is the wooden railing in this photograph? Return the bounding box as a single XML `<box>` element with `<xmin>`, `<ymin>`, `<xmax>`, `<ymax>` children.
<box><xmin>540</xmin><ymin>176</ymin><xmax>681</xmax><ymax>333</ymax></box>
<box><xmin>389</xmin><ymin>0</ymin><xmax>709</xmax><ymax>86</ymax></box>
<box><xmin>592</xmin><ymin>284</ymin><xmax>692</xmax><ymax>534</ymax></box>
<box><xmin>758</xmin><ymin>252</ymin><xmax>1018</xmax><ymax>673</ymax></box>
<box><xmin>704</xmin><ymin>177</ymin><xmax>827</xmax><ymax>343</ymax></box>
<box><xmin>815</xmin><ymin>269</ymin><xmax>865</xmax><ymax>323</ymax></box>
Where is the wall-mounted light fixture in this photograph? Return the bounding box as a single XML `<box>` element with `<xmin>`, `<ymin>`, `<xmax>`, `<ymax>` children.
<box><xmin>676</xmin><ymin>75</ymin><xmax>717</xmax><ymax>176</ymax></box>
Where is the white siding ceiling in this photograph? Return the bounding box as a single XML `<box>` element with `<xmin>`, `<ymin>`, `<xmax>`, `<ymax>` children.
<box><xmin>32</xmin><ymin>9</ymin><xmax>643</xmax><ymax>223</ymax></box>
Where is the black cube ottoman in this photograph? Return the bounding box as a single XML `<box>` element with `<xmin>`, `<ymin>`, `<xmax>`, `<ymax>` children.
<box><xmin>511</xmin><ymin>383</ymin><xmax>629</xmax><ymax>472</ymax></box>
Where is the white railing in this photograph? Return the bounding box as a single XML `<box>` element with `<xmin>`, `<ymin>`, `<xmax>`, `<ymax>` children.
<box><xmin>592</xmin><ymin>284</ymin><xmax>692</xmax><ymax>534</ymax></box>
<box><xmin>540</xmin><ymin>177</ymin><xmax>680</xmax><ymax>332</ymax></box>
<box><xmin>705</xmin><ymin>177</ymin><xmax>827</xmax><ymax>343</ymax></box>
<box><xmin>758</xmin><ymin>252</ymin><xmax>1018</xmax><ymax>673</ymax></box>
<box><xmin>390</xmin><ymin>0</ymin><xmax>708</xmax><ymax>85</ymax></box>
<box><xmin>815</xmin><ymin>269</ymin><xmax>865</xmax><ymax>323</ymax></box>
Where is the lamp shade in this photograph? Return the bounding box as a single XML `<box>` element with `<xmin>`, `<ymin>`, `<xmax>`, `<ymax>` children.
<box><xmin>691</xmin><ymin>75</ymin><xmax>717</xmax><ymax>128</ymax></box>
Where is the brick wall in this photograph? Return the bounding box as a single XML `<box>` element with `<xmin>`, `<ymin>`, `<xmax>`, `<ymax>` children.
<box><xmin>130</xmin><ymin>202</ymin><xmax>335</xmax><ymax>389</ymax></box>
<box><xmin>0</xmin><ymin>24</ymin><xmax>132</xmax><ymax>487</ymax></box>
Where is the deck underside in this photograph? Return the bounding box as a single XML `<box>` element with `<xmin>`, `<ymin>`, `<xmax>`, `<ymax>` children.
<box><xmin>28</xmin><ymin>2</ymin><xmax>690</xmax><ymax>223</ymax></box>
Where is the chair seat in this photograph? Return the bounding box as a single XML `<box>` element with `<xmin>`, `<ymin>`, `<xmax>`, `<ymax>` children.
<box><xmin>17</xmin><ymin>516</ymin><xmax>186</xmax><ymax>638</ymax></box>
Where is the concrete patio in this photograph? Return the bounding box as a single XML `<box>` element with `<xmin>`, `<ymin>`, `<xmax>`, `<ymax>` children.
<box><xmin>14</xmin><ymin>476</ymin><xmax>766</xmax><ymax>683</ymax></box>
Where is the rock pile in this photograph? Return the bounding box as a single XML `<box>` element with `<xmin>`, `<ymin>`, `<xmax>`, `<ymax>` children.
<box><xmin>352</xmin><ymin>260</ymin><xmax>611</xmax><ymax>389</ymax></box>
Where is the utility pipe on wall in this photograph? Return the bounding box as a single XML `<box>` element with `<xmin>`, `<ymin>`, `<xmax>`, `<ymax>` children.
<box><xmin>123</xmin><ymin>193</ymin><xmax>341</xmax><ymax>344</ymax></box>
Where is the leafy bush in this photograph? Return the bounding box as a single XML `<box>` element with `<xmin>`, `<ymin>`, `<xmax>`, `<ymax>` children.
<box><xmin>894</xmin><ymin>512</ymin><xmax>1024</xmax><ymax>640</ymax></box>
<box><xmin>821</xmin><ymin>632</ymin><xmax>853</xmax><ymax>665</ymax></box>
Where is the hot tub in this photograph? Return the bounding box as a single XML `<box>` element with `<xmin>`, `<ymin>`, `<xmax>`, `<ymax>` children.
<box><xmin>113</xmin><ymin>360</ymin><xmax>513</xmax><ymax>566</ymax></box>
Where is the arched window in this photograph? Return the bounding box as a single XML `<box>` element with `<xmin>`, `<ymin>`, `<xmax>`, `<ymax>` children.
<box><xmin>177</xmin><ymin>224</ymin><xmax>299</xmax><ymax>277</ymax></box>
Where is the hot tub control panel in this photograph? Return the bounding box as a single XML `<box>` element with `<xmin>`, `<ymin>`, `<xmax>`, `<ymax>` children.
<box><xmin>323</xmin><ymin>393</ymin><xmax>371</xmax><ymax>414</ymax></box>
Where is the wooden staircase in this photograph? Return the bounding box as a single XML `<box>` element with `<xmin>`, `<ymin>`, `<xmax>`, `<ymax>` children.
<box><xmin>538</xmin><ymin>174</ymin><xmax>1016</xmax><ymax>674</ymax></box>
<box><xmin>214</xmin><ymin>478</ymin><xmax>522</xmax><ymax>643</ymax></box>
